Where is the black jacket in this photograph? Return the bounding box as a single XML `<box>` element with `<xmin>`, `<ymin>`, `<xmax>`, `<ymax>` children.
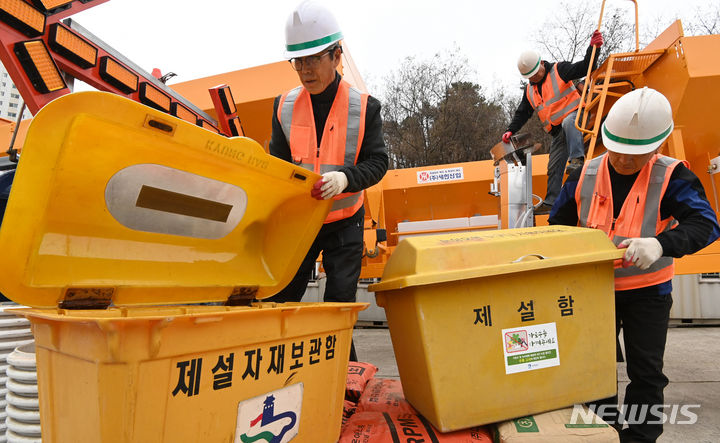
<box><xmin>507</xmin><ymin>45</ymin><xmax>597</xmax><ymax>136</ymax></box>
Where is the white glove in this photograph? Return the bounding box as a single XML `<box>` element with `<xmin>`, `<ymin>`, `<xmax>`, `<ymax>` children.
<box><xmin>618</xmin><ymin>237</ymin><xmax>663</xmax><ymax>270</ymax></box>
<box><xmin>319</xmin><ymin>171</ymin><xmax>348</xmax><ymax>200</ymax></box>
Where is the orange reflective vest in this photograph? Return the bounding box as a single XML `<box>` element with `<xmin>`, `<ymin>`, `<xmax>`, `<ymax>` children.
<box><xmin>526</xmin><ymin>64</ymin><xmax>581</xmax><ymax>133</ymax></box>
<box><xmin>575</xmin><ymin>153</ymin><xmax>684</xmax><ymax>291</ymax></box>
<box><xmin>277</xmin><ymin>80</ymin><xmax>367</xmax><ymax>224</ymax></box>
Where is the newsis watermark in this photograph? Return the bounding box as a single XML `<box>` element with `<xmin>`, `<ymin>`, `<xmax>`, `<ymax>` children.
<box><xmin>570</xmin><ymin>404</ymin><xmax>700</xmax><ymax>425</ymax></box>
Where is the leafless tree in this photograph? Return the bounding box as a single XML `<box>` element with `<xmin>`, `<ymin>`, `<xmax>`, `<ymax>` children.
<box><xmin>381</xmin><ymin>48</ymin><xmax>468</xmax><ymax>168</ymax></box>
<box><xmin>381</xmin><ymin>48</ymin><xmax>507</xmax><ymax>168</ymax></box>
<box><xmin>531</xmin><ymin>0</ymin><xmax>635</xmax><ymax>66</ymax></box>
<box><xmin>684</xmin><ymin>4</ymin><xmax>720</xmax><ymax>36</ymax></box>
<box><xmin>431</xmin><ymin>81</ymin><xmax>507</xmax><ymax>164</ymax></box>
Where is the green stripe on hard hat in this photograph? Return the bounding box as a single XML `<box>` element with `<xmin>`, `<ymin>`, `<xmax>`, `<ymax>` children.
<box><xmin>286</xmin><ymin>31</ymin><xmax>343</xmax><ymax>52</ymax></box>
<box><xmin>603</xmin><ymin>124</ymin><xmax>673</xmax><ymax>146</ymax></box>
<box><xmin>521</xmin><ymin>58</ymin><xmax>540</xmax><ymax>77</ymax></box>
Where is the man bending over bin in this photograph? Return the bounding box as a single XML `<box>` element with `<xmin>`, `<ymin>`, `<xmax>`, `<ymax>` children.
<box><xmin>549</xmin><ymin>87</ymin><xmax>720</xmax><ymax>442</ymax></box>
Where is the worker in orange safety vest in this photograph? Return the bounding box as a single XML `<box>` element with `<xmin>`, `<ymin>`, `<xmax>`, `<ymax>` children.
<box><xmin>503</xmin><ymin>30</ymin><xmax>603</xmax><ymax>214</ymax></box>
<box><xmin>549</xmin><ymin>87</ymin><xmax>720</xmax><ymax>442</ymax></box>
<box><xmin>266</xmin><ymin>1</ymin><xmax>388</xmax><ymax>361</ymax></box>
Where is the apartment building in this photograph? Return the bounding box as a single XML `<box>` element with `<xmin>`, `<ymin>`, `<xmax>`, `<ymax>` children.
<box><xmin>0</xmin><ymin>63</ymin><xmax>32</xmax><ymax>121</ymax></box>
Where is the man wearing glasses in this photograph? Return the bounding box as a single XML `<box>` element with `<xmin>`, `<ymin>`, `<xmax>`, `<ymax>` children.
<box><xmin>266</xmin><ymin>1</ymin><xmax>388</xmax><ymax>361</ymax></box>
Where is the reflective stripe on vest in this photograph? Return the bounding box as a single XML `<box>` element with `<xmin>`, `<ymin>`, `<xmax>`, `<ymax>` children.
<box><xmin>277</xmin><ymin>80</ymin><xmax>367</xmax><ymax>223</ymax></box>
<box><xmin>576</xmin><ymin>153</ymin><xmax>681</xmax><ymax>290</ymax></box>
<box><xmin>279</xmin><ymin>86</ymin><xmax>302</xmax><ymax>146</ymax></box>
<box><xmin>526</xmin><ymin>64</ymin><xmax>581</xmax><ymax>133</ymax></box>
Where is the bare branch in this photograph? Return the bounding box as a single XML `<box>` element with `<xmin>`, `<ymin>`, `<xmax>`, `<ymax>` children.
<box><xmin>381</xmin><ymin>48</ymin><xmax>508</xmax><ymax>167</ymax></box>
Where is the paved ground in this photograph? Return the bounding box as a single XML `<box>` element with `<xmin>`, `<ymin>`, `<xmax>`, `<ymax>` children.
<box><xmin>353</xmin><ymin>325</ymin><xmax>720</xmax><ymax>442</ymax></box>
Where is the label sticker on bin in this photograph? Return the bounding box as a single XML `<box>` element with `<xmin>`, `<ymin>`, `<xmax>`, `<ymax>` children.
<box><xmin>503</xmin><ymin>322</ymin><xmax>560</xmax><ymax>374</ymax></box>
<box><xmin>235</xmin><ymin>383</ymin><xmax>303</xmax><ymax>443</ymax></box>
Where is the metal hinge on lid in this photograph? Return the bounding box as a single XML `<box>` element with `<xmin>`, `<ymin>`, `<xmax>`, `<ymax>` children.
<box><xmin>225</xmin><ymin>286</ymin><xmax>259</xmax><ymax>306</ymax></box>
<box><xmin>60</xmin><ymin>287</ymin><xmax>114</xmax><ymax>310</ymax></box>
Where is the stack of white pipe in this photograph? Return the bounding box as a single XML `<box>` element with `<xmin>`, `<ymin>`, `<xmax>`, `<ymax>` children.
<box><xmin>5</xmin><ymin>344</ymin><xmax>39</xmax><ymax>443</ymax></box>
<box><xmin>0</xmin><ymin>306</ymin><xmax>35</xmax><ymax>443</ymax></box>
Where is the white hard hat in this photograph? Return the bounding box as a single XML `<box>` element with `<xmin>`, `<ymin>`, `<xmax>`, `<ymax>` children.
<box><xmin>518</xmin><ymin>50</ymin><xmax>541</xmax><ymax>79</ymax></box>
<box><xmin>601</xmin><ymin>87</ymin><xmax>674</xmax><ymax>155</ymax></box>
<box><xmin>284</xmin><ymin>1</ymin><xmax>343</xmax><ymax>59</ymax></box>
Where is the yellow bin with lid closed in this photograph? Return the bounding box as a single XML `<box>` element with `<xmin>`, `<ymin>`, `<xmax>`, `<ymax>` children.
<box><xmin>369</xmin><ymin>226</ymin><xmax>623</xmax><ymax>432</ymax></box>
<box><xmin>0</xmin><ymin>92</ymin><xmax>366</xmax><ymax>442</ymax></box>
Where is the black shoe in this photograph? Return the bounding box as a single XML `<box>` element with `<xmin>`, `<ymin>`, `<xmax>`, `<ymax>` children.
<box><xmin>534</xmin><ymin>202</ymin><xmax>553</xmax><ymax>215</ymax></box>
<box><xmin>619</xmin><ymin>428</ymin><xmax>651</xmax><ymax>443</ymax></box>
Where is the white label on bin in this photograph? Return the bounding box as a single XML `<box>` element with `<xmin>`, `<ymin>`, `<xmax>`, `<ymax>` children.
<box><xmin>234</xmin><ymin>383</ymin><xmax>303</xmax><ymax>443</ymax></box>
<box><xmin>416</xmin><ymin>167</ymin><xmax>464</xmax><ymax>184</ymax></box>
<box><xmin>502</xmin><ymin>322</ymin><xmax>560</xmax><ymax>374</ymax></box>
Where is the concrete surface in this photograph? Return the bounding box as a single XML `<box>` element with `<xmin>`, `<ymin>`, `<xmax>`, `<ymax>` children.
<box><xmin>353</xmin><ymin>325</ymin><xmax>720</xmax><ymax>442</ymax></box>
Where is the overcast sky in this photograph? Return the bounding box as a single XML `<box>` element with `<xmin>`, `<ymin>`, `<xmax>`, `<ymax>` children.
<box><xmin>72</xmin><ymin>0</ymin><xmax>711</xmax><ymax>98</ymax></box>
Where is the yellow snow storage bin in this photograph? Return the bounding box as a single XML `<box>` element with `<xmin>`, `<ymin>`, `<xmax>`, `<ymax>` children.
<box><xmin>369</xmin><ymin>226</ymin><xmax>624</xmax><ymax>432</ymax></box>
<box><xmin>0</xmin><ymin>91</ymin><xmax>367</xmax><ymax>442</ymax></box>
<box><xmin>21</xmin><ymin>303</ymin><xmax>363</xmax><ymax>442</ymax></box>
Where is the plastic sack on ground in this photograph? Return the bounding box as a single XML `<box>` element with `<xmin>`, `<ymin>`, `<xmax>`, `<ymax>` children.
<box><xmin>342</xmin><ymin>400</ymin><xmax>358</xmax><ymax>432</ymax></box>
<box><xmin>339</xmin><ymin>411</ymin><xmax>493</xmax><ymax>442</ymax></box>
<box><xmin>346</xmin><ymin>361</ymin><xmax>378</xmax><ymax>402</ymax></box>
<box><xmin>357</xmin><ymin>378</ymin><xmax>416</xmax><ymax>415</ymax></box>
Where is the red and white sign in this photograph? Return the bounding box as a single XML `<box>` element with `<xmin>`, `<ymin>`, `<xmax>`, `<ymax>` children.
<box><xmin>416</xmin><ymin>167</ymin><xmax>464</xmax><ymax>184</ymax></box>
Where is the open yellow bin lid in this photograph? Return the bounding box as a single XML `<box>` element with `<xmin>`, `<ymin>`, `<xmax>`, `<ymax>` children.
<box><xmin>0</xmin><ymin>91</ymin><xmax>331</xmax><ymax>307</ymax></box>
<box><xmin>369</xmin><ymin>225</ymin><xmax>624</xmax><ymax>292</ymax></box>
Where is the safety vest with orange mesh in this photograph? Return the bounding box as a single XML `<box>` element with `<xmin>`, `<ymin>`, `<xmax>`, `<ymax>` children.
<box><xmin>526</xmin><ymin>64</ymin><xmax>581</xmax><ymax>133</ymax></box>
<box><xmin>277</xmin><ymin>79</ymin><xmax>367</xmax><ymax>224</ymax></box>
<box><xmin>575</xmin><ymin>153</ymin><xmax>684</xmax><ymax>291</ymax></box>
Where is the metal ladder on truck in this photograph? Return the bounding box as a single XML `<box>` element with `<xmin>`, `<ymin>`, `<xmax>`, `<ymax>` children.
<box><xmin>574</xmin><ymin>0</ymin><xmax>666</xmax><ymax>159</ymax></box>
